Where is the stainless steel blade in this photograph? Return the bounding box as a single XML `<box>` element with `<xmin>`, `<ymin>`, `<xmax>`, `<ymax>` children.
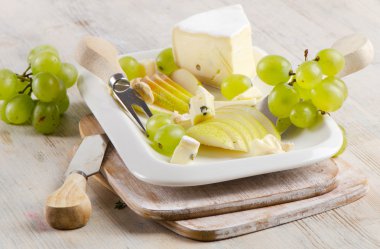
<box><xmin>65</xmin><ymin>134</ymin><xmax>109</xmax><ymax>178</ymax></box>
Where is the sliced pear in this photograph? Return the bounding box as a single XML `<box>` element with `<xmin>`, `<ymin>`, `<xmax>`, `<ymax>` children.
<box><xmin>158</xmin><ymin>73</ymin><xmax>193</xmax><ymax>98</ymax></box>
<box><xmin>205</xmin><ymin>121</ymin><xmax>248</xmax><ymax>152</ymax></box>
<box><xmin>205</xmin><ymin>118</ymin><xmax>251</xmax><ymax>151</ymax></box>
<box><xmin>142</xmin><ymin>76</ymin><xmax>189</xmax><ymax>114</ymax></box>
<box><xmin>152</xmin><ymin>74</ymin><xmax>191</xmax><ymax>103</ymax></box>
<box><xmin>215</xmin><ymin>112</ymin><xmax>258</xmax><ymax>140</ymax></box>
<box><xmin>217</xmin><ymin>109</ymin><xmax>268</xmax><ymax>139</ymax></box>
<box><xmin>220</xmin><ymin>106</ymin><xmax>280</xmax><ymax>139</ymax></box>
<box><xmin>186</xmin><ymin>123</ymin><xmax>235</xmax><ymax>150</ymax></box>
<box><xmin>170</xmin><ymin>68</ymin><xmax>202</xmax><ymax>95</ymax></box>
<box><xmin>232</xmin><ymin>86</ymin><xmax>263</xmax><ymax>100</ymax></box>
<box><xmin>214</xmin><ymin>99</ymin><xmax>258</xmax><ymax>109</ymax></box>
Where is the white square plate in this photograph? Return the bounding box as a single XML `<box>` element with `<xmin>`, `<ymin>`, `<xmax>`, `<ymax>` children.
<box><xmin>77</xmin><ymin>47</ymin><xmax>343</xmax><ymax>187</ymax></box>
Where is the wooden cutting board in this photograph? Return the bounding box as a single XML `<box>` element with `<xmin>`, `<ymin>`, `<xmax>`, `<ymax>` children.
<box><xmin>78</xmin><ymin>115</ymin><xmax>368</xmax><ymax>241</ymax></box>
<box><xmin>79</xmin><ymin>114</ymin><xmax>338</xmax><ymax>220</ymax></box>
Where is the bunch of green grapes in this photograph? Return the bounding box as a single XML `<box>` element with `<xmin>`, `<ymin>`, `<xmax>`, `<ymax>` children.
<box><xmin>257</xmin><ymin>49</ymin><xmax>347</xmax><ymax>154</ymax></box>
<box><xmin>146</xmin><ymin>114</ymin><xmax>185</xmax><ymax>156</ymax></box>
<box><xmin>0</xmin><ymin>45</ymin><xmax>78</xmax><ymax>134</ymax></box>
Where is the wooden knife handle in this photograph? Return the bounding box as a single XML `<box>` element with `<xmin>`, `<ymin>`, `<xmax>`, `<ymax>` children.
<box><xmin>75</xmin><ymin>36</ymin><xmax>124</xmax><ymax>83</ymax></box>
<box><xmin>45</xmin><ymin>172</ymin><xmax>91</xmax><ymax>230</ymax></box>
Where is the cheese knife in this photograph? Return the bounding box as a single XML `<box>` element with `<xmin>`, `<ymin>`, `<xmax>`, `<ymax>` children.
<box><xmin>45</xmin><ymin>134</ymin><xmax>108</xmax><ymax>230</ymax></box>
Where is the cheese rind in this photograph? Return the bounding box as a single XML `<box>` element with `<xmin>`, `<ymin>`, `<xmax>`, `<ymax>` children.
<box><xmin>172</xmin><ymin>5</ymin><xmax>255</xmax><ymax>88</ymax></box>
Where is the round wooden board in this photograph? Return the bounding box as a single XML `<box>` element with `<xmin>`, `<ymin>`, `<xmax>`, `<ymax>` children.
<box><xmin>78</xmin><ymin>114</ymin><xmax>339</xmax><ymax>221</ymax></box>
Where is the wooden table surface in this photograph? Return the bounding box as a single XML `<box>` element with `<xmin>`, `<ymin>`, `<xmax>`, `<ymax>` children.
<box><xmin>1</xmin><ymin>0</ymin><xmax>379</xmax><ymax>248</ymax></box>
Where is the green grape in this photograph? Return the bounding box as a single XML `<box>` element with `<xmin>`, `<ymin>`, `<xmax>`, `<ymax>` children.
<box><xmin>28</xmin><ymin>45</ymin><xmax>59</xmax><ymax>63</ymax></box>
<box><xmin>256</xmin><ymin>55</ymin><xmax>292</xmax><ymax>85</ymax></box>
<box><xmin>0</xmin><ymin>69</ymin><xmax>19</xmax><ymax>100</ymax></box>
<box><xmin>119</xmin><ymin>56</ymin><xmax>146</xmax><ymax>80</ymax></box>
<box><xmin>5</xmin><ymin>95</ymin><xmax>35</xmax><ymax>124</ymax></box>
<box><xmin>316</xmin><ymin>48</ymin><xmax>345</xmax><ymax>76</ymax></box>
<box><xmin>276</xmin><ymin>117</ymin><xmax>292</xmax><ymax>134</ymax></box>
<box><xmin>293</xmin><ymin>82</ymin><xmax>311</xmax><ymax>101</ymax></box>
<box><xmin>0</xmin><ymin>100</ymin><xmax>10</xmax><ymax>123</ymax></box>
<box><xmin>296</xmin><ymin>61</ymin><xmax>323</xmax><ymax>89</ymax></box>
<box><xmin>32</xmin><ymin>101</ymin><xmax>60</xmax><ymax>134</ymax></box>
<box><xmin>56</xmin><ymin>93</ymin><xmax>70</xmax><ymax>114</ymax></box>
<box><xmin>268</xmin><ymin>83</ymin><xmax>300</xmax><ymax>118</ymax></box>
<box><xmin>221</xmin><ymin>74</ymin><xmax>252</xmax><ymax>100</ymax></box>
<box><xmin>146</xmin><ymin>114</ymin><xmax>172</xmax><ymax>140</ymax></box>
<box><xmin>333</xmin><ymin>125</ymin><xmax>347</xmax><ymax>157</ymax></box>
<box><xmin>57</xmin><ymin>63</ymin><xmax>78</xmax><ymax>88</ymax></box>
<box><xmin>330</xmin><ymin>77</ymin><xmax>348</xmax><ymax>100</ymax></box>
<box><xmin>31</xmin><ymin>51</ymin><xmax>61</xmax><ymax>75</ymax></box>
<box><xmin>32</xmin><ymin>72</ymin><xmax>64</xmax><ymax>102</ymax></box>
<box><xmin>156</xmin><ymin>48</ymin><xmax>178</xmax><ymax>75</ymax></box>
<box><xmin>311</xmin><ymin>77</ymin><xmax>345</xmax><ymax>112</ymax></box>
<box><xmin>289</xmin><ymin>101</ymin><xmax>318</xmax><ymax>128</ymax></box>
<box><xmin>153</xmin><ymin>124</ymin><xmax>185</xmax><ymax>156</ymax></box>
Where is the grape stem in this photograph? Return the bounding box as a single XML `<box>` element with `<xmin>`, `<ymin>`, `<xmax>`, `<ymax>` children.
<box><xmin>314</xmin><ymin>56</ymin><xmax>320</xmax><ymax>62</ymax></box>
<box><xmin>304</xmin><ymin>49</ymin><xmax>308</xmax><ymax>61</ymax></box>
<box><xmin>19</xmin><ymin>84</ymin><xmax>32</xmax><ymax>94</ymax></box>
<box><xmin>288</xmin><ymin>78</ymin><xmax>296</xmax><ymax>86</ymax></box>
<box><xmin>289</xmin><ymin>70</ymin><xmax>295</xmax><ymax>76</ymax></box>
<box><xmin>21</xmin><ymin>64</ymin><xmax>31</xmax><ymax>76</ymax></box>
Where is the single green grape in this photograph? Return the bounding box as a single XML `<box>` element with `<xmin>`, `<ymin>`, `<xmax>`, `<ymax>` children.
<box><xmin>57</xmin><ymin>63</ymin><xmax>78</xmax><ymax>88</ymax></box>
<box><xmin>56</xmin><ymin>93</ymin><xmax>70</xmax><ymax>114</ymax></box>
<box><xmin>293</xmin><ymin>82</ymin><xmax>311</xmax><ymax>101</ymax></box>
<box><xmin>330</xmin><ymin>77</ymin><xmax>348</xmax><ymax>100</ymax></box>
<box><xmin>296</xmin><ymin>61</ymin><xmax>323</xmax><ymax>89</ymax></box>
<box><xmin>156</xmin><ymin>48</ymin><xmax>178</xmax><ymax>75</ymax></box>
<box><xmin>316</xmin><ymin>48</ymin><xmax>345</xmax><ymax>76</ymax></box>
<box><xmin>32</xmin><ymin>72</ymin><xmax>64</xmax><ymax>102</ymax></box>
<box><xmin>32</xmin><ymin>101</ymin><xmax>60</xmax><ymax>134</ymax></box>
<box><xmin>31</xmin><ymin>51</ymin><xmax>62</xmax><ymax>75</ymax></box>
<box><xmin>289</xmin><ymin>101</ymin><xmax>318</xmax><ymax>128</ymax></box>
<box><xmin>119</xmin><ymin>56</ymin><xmax>146</xmax><ymax>80</ymax></box>
<box><xmin>333</xmin><ymin>125</ymin><xmax>347</xmax><ymax>157</ymax></box>
<box><xmin>153</xmin><ymin>124</ymin><xmax>185</xmax><ymax>156</ymax></box>
<box><xmin>221</xmin><ymin>74</ymin><xmax>252</xmax><ymax>100</ymax></box>
<box><xmin>268</xmin><ymin>83</ymin><xmax>300</xmax><ymax>118</ymax></box>
<box><xmin>276</xmin><ymin>117</ymin><xmax>292</xmax><ymax>134</ymax></box>
<box><xmin>0</xmin><ymin>100</ymin><xmax>10</xmax><ymax>123</ymax></box>
<box><xmin>146</xmin><ymin>114</ymin><xmax>172</xmax><ymax>140</ymax></box>
<box><xmin>0</xmin><ymin>69</ymin><xmax>19</xmax><ymax>100</ymax></box>
<box><xmin>5</xmin><ymin>95</ymin><xmax>35</xmax><ymax>124</ymax></box>
<box><xmin>256</xmin><ymin>55</ymin><xmax>292</xmax><ymax>85</ymax></box>
<box><xmin>311</xmin><ymin>78</ymin><xmax>345</xmax><ymax>112</ymax></box>
<box><xmin>28</xmin><ymin>45</ymin><xmax>59</xmax><ymax>63</ymax></box>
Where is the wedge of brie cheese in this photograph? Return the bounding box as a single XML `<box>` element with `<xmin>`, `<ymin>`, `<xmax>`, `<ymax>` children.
<box><xmin>189</xmin><ymin>86</ymin><xmax>215</xmax><ymax>125</ymax></box>
<box><xmin>172</xmin><ymin>5</ymin><xmax>255</xmax><ymax>88</ymax></box>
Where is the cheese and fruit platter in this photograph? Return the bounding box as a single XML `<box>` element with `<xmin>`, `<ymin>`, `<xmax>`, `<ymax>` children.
<box><xmin>0</xmin><ymin>4</ymin><xmax>368</xmax><ymax>239</ymax></box>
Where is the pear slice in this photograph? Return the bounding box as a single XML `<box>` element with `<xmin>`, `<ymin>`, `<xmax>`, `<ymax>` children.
<box><xmin>140</xmin><ymin>59</ymin><xmax>156</xmax><ymax>76</ymax></box>
<box><xmin>142</xmin><ymin>76</ymin><xmax>189</xmax><ymax>114</ymax></box>
<box><xmin>207</xmin><ymin>117</ymin><xmax>253</xmax><ymax>148</ymax></box>
<box><xmin>222</xmin><ymin>106</ymin><xmax>280</xmax><ymax>139</ymax></box>
<box><xmin>215</xmin><ymin>112</ymin><xmax>259</xmax><ymax>140</ymax></box>
<box><xmin>186</xmin><ymin>123</ymin><xmax>235</xmax><ymax>150</ymax></box>
<box><xmin>205</xmin><ymin>121</ymin><xmax>248</xmax><ymax>152</ymax></box>
<box><xmin>152</xmin><ymin>74</ymin><xmax>192</xmax><ymax>102</ymax></box>
<box><xmin>158</xmin><ymin>73</ymin><xmax>193</xmax><ymax>98</ymax></box>
<box><xmin>217</xmin><ymin>109</ymin><xmax>268</xmax><ymax>139</ymax></box>
<box><xmin>170</xmin><ymin>68</ymin><xmax>202</xmax><ymax>95</ymax></box>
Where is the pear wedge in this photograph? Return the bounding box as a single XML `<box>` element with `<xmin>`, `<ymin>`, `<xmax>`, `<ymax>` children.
<box><xmin>152</xmin><ymin>74</ymin><xmax>192</xmax><ymax>102</ymax></box>
<box><xmin>205</xmin><ymin>121</ymin><xmax>248</xmax><ymax>152</ymax></box>
<box><xmin>186</xmin><ymin>123</ymin><xmax>235</xmax><ymax>150</ymax></box>
<box><xmin>142</xmin><ymin>76</ymin><xmax>189</xmax><ymax>114</ymax></box>
<box><xmin>158</xmin><ymin>73</ymin><xmax>193</xmax><ymax>98</ymax></box>
<box><xmin>222</xmin><ymin>106</ymin><xmax>280</xmax><ymax>139</ymax></box>
<box><xmin>206</xmin><ymin>118</ymin><xmax>252</xmax><ymax>149</ymax></box>
<box><xmin>170</xmin><ymin>68</ymin><xmax>202</xmax><ymax>95</ymax></box>
<box><xmin>217</xmin><ymin>109</ymin><xmax>268</xmax><ymax>139</ymax></box>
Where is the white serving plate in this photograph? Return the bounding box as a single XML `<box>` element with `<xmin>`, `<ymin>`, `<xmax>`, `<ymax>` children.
<box><xmin>77</xmin><ymin>47</ymin><xmax>343</xmax><ymax>187</ymax></box>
